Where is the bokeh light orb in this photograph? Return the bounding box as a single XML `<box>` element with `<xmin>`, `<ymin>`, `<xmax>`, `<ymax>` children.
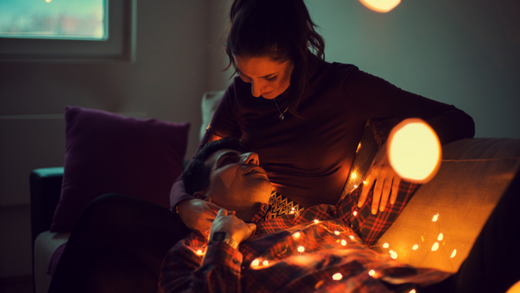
<box><xmin>359</xmin><ymin>0</ymin><xmax>401</xmax><ymax>13</ymax></box>
<box><xmin>388</xmin><ymin>119</ymin><xmax>441</xmax><ymax>183</ymax></box>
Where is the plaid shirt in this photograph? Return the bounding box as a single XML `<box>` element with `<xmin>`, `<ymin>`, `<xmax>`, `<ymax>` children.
<box><xmin>160</xmin><ymin>181</ymin><xmax>451</xmax><ymax>293</ymax></box>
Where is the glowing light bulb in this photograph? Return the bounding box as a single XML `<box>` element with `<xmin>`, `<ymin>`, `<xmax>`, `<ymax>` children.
<box><xmin>409</xmin><ymin>290</ymin><xmax>417</xmax><ymax>293</ymax></box>
<box><xmin>353</xmin><ymin>211</ymin><xmax>358</xmax><ymax>216</ymax></box>
<box><xmin>421</xmin><ymin>236</ymin><xmax>425</xmax><ymax>242</ymax></box>
<box><xmin>341</xmin><ymin>239</ymin><xmax>347</xmax><ymax>246</ymax></box>
<box><xmin>368</xmin><ymin>269</ymin><xmax>376</xmax><ymax>277</ymax></box>
<box><xmin>196</xmin><ymin>249</ymin><xmax>204</xmax><ymax>256</ymax></box>
<box><xmin>351</xmin><ymin>172</ymin><xmax>358</xmax><ymax>179</ymax></box>
<box><xmin>354</xmin><ymin>184</ymin><xmax>358</xmax><ymax>188</ymax></box>
<box><xmin>432</xmin><ymin>214</ymin><xmax>439</xmax><ymax>222</ymax></box>
<box><xmin>314</xmin><ymin>219</ymin><xmax>320</xmax><ymax>224</ymax></box>
<box><xmin>412</xmin><ymin>244</ymin><xmax>419</xmax><ymax>250</ymax></box>
<box><xmin>363</xmin><ymin>180</ymin><xmax>367</xmax><ymax>185</ymax></box>
<box><xmin>451</xmin><ymin>249</ymin><xmax>457</xmax><ymax>258</ymax></box>
<box><xmin>332</xmin><ymin>272</ymin><xmax>343</xmax><ymax>281</ymax></box>
<box><xmin>251</xmin><ymin>259</ymin><xmax>260</xmax><ymax>267</ymax></box>
<box><xmin>334</xmin><ymin>231</ymin><xmax>340</xmax><ymax>235</ymax></box>
<box><xmin>432</xmin><ymin>242</ymin><xmax>439</xmax><ymax>251</ymax></box>
<box><xmin>297</xmin><ymin>246</ymin><xmax>305</xmax><ymax>253</ymax></box>
<box><xmin>359</xmin><ymin>0</ymin><xmax>400</xmax><ymax>13</ymax></box>
<box><xmin>437</xmin><ymin>233</ymin><xmax>444</xmax><ymax>241</ymax></box>
<box><xmin>262</xmin><ymin>260</ymin><xmax>269</xmax><ymax>266</ymax></box>
<box><xmin>349</xmin><ymin>235</ymin><xmax>355</xmax><ymax>240</ymax></box>
<box><xmin>293</xmin><ymin>232</ymin><xmax>301</xmax><ymax>239</ymax></box>
<box><xmin>314</xmin><ymin>280</ymin><xmax>324</xmax><ymax>289</ymax></box>
<box><xmin>387</xmin><ymin>119</ymin><xmax>442</xmax><ymax>183</ymax></box>
<box><xmin>382</xmin><ymin>242</ymin><xmax>390</xmax><ymax>249</ymax></box>
<box><xmin>389</xmin><ymin>250</ymin><xmax>398</xmax><ymax>259</ymax></box>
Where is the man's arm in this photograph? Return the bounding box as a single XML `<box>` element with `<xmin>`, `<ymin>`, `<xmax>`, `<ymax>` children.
<box><xmin>159</xmin><ymin>236</ymin><xmax>244</xmax><ymax>293</ymax></box>
<box><xmin>159</xmin><ymin>209</ymin><xmax>256</xmax><ymax>293</ymax></box>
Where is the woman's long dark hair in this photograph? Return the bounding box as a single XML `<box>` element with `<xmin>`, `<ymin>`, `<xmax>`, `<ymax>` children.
<box><xmin>225</xmin><ymin>0</ymin><xmax>325</xmax><ymax>117</ymax></box>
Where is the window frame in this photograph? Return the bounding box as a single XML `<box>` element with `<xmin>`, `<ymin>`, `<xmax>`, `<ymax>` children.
<box><xmin>0</xmin><ymin>0</ymin><xmax>136</xmax><ymax>63</ymax></box>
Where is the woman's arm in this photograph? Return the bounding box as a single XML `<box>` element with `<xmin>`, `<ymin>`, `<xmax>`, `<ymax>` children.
<box><xmin>169</xmin><ymin>84</ymin><xmax>243</xmax><ymax>234</ymax></box>
<box><xmin>344</xmin><ymin>68</ymin><xmax>475</xmax><ymax>213</ymax></box>
<box><xmin>344</xmin><ymin>68</ymin><xmax>475</xmax><ymax>144</ymax></box>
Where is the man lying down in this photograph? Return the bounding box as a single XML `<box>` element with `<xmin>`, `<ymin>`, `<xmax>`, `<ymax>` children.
<box><xmin>159</xmin><ymin>137</ymin><xmax>520</xmax><ymax>293</ymax></box>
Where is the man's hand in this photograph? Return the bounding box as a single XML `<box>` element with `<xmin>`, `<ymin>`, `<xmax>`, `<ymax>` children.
<box><xmin>177</xmin><ymin>199</ymin><xmax>220</xmax><ymax>237</ymax></box>
<box><xmin>210</xmin><ymin>209</ymin><xmax>256</xmax><ymax>246</ymax></box>
<box><xmin>357</xmin><ymin>142</ymin><xmax>401</xmax><ymax>214</ymax></box>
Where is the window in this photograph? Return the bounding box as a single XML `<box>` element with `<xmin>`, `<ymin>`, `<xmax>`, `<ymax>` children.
<box><xmin>0</xmin><ymin>0</ymin><xmax>136</xmax><ymax>62</ymax></box>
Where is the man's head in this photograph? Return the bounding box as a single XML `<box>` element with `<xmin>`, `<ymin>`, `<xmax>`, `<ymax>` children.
<box><xmin>183</xmin><ymin>138</ymin><xmax>272</xmax><ymax>220</ymax></box>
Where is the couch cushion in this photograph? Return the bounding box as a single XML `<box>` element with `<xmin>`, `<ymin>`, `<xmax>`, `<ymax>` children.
<box><xmin>34</xmin><ymin>231</ymin><xmax>70</xmax><ymax>293</ymax></box>
<box><xmin>375</xmin><ymin>138</ymin><xmax>520</xmax><ymax>273</ymax></box>
<box><xmin>50</xmin><ymin>106</ymin><xmax>190</xmax><ymax>232</ymax></box>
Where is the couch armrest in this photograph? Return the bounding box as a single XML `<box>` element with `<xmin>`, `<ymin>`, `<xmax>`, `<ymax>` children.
<box><xmin>30</xmin><ymin>167</ymin><xmax>64</xmax><ymax>245</ymax></box>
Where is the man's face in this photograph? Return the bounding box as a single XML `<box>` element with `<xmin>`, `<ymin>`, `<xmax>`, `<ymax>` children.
<box><xmin>202</xmin><ymin>149</ymin><xmax>272</xmax><ymax>209</ymax></box>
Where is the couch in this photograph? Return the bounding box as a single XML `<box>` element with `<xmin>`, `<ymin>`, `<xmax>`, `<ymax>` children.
<box><xmin>30</xmin><ymin>91</ymin><xmax>520</xmax><ymax>293</ymax></box>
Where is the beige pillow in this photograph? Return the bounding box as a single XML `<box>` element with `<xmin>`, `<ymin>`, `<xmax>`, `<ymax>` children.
<box><xmin>200</xmin><ymin>90</ymin><xmax>225</xmax><ymax>141</ymax></box>
<box><xmin>375</xmin><ymin>138</ymin><xmax>520</xmax><ymax>272</ymax></box>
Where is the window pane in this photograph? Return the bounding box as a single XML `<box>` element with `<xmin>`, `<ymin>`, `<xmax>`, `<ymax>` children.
<box><xmin>0</xmin><ymin>0</ymin><xmax>107</xmax><ymax>40</ymax></box>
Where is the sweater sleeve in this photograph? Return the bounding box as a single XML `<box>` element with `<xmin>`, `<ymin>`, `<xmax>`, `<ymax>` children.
<box><xmin>159</xmin><ymin>241</ymin><xmax>243</xmax><ymax>293</ymax></box>
<box><xmin>169</xmin><ymin>83</ymin><xmax>243</xmax><ymax>210</ymax></box>
<box><xmin>343</xmin><ymin>68</ymin><xmax>475</xmax><ymax>145</ymax></box>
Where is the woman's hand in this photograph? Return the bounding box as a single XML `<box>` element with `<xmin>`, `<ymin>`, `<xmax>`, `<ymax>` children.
<box><xmin>357</xmin><ymin>142</ymin><xmax>401</xmax><ymax>214</ymax></box>
<box><xmin>177</xmin><ymin>199</ymin><xmax>220</xmax><ymax>237</ymax></box>
<box><xmin>210</xmin><ymin>209</ymin><xmax>256</xmax><ymax>245</ymax></box>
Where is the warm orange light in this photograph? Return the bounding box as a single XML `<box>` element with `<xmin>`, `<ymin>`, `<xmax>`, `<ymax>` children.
<box><xmin>388</xmin><ymin>119</ymin><xmax>442</xmax><ymax>183</ymax></box>
<box><xmin>432</xmin><ymin>214</ymin><xmax>439</xmax><ymax>222</ymax></box>
<box><xmin>382</xmin><ymin>242</ymin><xmax>390</xmax><ymax>248</ymax></box>
<box><xmin>506</xmin><ymin>280</ymin><xmax>520</xmax><ymax>293</ymax></box>
<box><xmin>293</xmin><ymin>232</ymin><xmax>301</xmax><ymax>239</ymax></box>
<box><xmin>334</xmin><ymin>231</ymin><xmax>341</xmax><ymax>235</ymax></box>
<box><xmin>389</xmin><ymin>250</ymin><xmax>398</xmax><ymax>259</ymax></box>
<box><xmin>341</xmin><ymin>239</ymin><xmax>347</xmax><ymax>246</ymax></box>
<box><xmin>437</xmin><ymin>233</ymin><xmax>444</xmax><ymax>241</ymax></box>
<box><xmin>359</xmin><ymin>0</ymin><xmax>400</xmax><ymax>13</ymax></box>
<box><xmin>196</xmin><ymin>249</ymin><xmax>204</xmax><ymax>256</ymax></box>
<box><xmin>332</xmin><ymin>272</ymin><xmax>343</xmax><ymax>281</ymax></box>
<box><xmin>412</xmin><ymin>244</ymin><xmax>419</xmax><ymax>250</ymax></box>
<box><xmin>431</xmin><ymin>242</ymin><xmax>439</xmax><ymax>251</ymax></box>
<box><xmin>368</xmin><ymin>269</ymin><xmax>376</xmax><ymax>277</ymax></box>
<box><xmin>262</xmin><ymin>260</ymin><xmax>269</xmax><ymax>266</ymax></box>
<box><xmin>252</xmin><ymin>259</ymin><xmax>260</xmax><ymax>267</ymax></box>
<box><xmin>297</xmin><ymin>246</ymin><xmax>305</xmax><ymax>253</ymax></box>
<box><xmin>451</xmin><ymin>249</ymin><xmax>457</xmax><ymax>258</ymax></box>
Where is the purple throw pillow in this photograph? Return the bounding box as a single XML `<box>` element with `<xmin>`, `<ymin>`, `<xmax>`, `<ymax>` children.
<box><xmin>50</xmin><ymin>106</ymin><xmax>190</xmax><ymax>233</ymax></box>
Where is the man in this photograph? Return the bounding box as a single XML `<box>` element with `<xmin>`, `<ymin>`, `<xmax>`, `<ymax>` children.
<box><xmin>159</xmin><ymin>138</ymin><xmax>520</xmax><ymax>293</ymax></box>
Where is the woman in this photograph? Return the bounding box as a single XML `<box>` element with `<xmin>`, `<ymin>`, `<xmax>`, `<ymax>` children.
<box><xmin>172</xmin><ymin>0</ymin><xmax>474</xmax><ymax>236</ymax></box>
<box><xmin>49</xmin><ymin>0</ymin><xmax>474</xmax><ymax>292</ymax></box>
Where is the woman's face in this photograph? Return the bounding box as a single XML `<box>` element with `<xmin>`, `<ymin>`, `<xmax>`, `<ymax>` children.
<box><xmin>234</xmin><ymin>55</ymin><xmax>294</xmax><ymax>100</ymax></box>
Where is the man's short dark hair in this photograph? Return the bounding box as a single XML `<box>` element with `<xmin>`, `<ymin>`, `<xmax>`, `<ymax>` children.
<box><xmin>183</xmin><ymin>137</ymin><xmax>244</xmax><ymax>196</ymax></box>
